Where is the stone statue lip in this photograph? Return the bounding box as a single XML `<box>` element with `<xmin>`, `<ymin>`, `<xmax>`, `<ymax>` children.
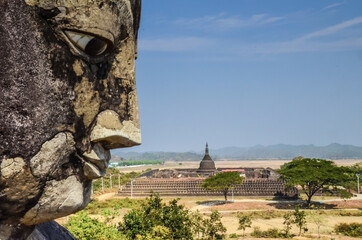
<box><xmin>80</xmin><ymin>143</ymin><xmax>111</xmax><ymax>179</ymax></box>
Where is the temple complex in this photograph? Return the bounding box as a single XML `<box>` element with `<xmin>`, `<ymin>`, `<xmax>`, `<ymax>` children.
<box><xmin>118</xmin><ymin>144</ymin><xmax>298</xmax><ymax>198</ymax></box>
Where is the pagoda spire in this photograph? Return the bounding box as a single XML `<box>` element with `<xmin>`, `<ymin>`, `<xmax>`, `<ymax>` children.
<box><xmin>198</xmin><ymin>142</ymin><xmax>216</xmax><ymax>172</ymax></box>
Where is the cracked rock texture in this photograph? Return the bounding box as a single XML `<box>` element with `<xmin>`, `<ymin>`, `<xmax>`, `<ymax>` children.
<box><xmin>0</xmin><ymin>0</ymin><xmax>141</xmax><ymax>239</ymax></box>
<box><xmin>21</xmin><ymin>176</ymin><xmax>90</xmax><ymax>225</ymax></box>
<box><xmin>1</xmin><ymin>157</ymin><xmax>25</xmax><ymax>179</ymax></box>
<box><xmin>30</xmin><ymin>132</ymin><xmax>75</xmax><ymax>178</ymax></box>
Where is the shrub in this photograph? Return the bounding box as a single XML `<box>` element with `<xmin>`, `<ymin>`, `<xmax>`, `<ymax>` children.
<box><xmin>65</xmin><ymin>211</ymin><xmax>125</xmax><ymax>240</ymax></box>
<box><xmin>203</xmin><ymin>210</ymin><xmax>226</xmax><ymax>239</ymax></box>
<box><xmin>237</xmin><ymin>214</ymin><xmax>252</xmax><ymax>236</ymax></box>
<box><xmin>283</xmin><ymin>212</ymin><xmax>293</xmax><ymax>238</ymax></box>
<box><xmin>293</xmin><ymin>206</ymin><xmax>307</xmax><ymax>236</ymax></box>
<box><xmin>257</xmin><ymin>210</ymin><xmax>281</xmax><ymax>219</ymax></box>
<box><xmin>232</xmin><ymin>210</ymin><xmax>284</xmax><ymax>220</ymax></box>
<box><xmin>337</xmin><ymin>210</ymin><xmax>362</xmax><ymax>217</ymax></box>
<box><xmin>189</xmin><ymin>210</ymin><xmax>205</xmax><ymax>239</ymax></box>
<box><xmin>334</xmin><ymin>222</ymin><xmax>362</xmax><ymax>237</ymax></box>
<box><xmin>251</xmin><ymin>226</ymin><xmax>284</xmax><ymax>238</ymax></box>
<box><xmin>229</xmin><ymin>233</ymin><xmax>238</xmax><ymax>238</ymax></box>
<box><xmin>119</xmin><ymin>193</ymin><xmax>193</xmax><ymax>240</ymax></box>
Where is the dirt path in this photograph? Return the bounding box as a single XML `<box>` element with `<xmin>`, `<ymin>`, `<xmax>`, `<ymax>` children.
<box><xmin>94</xmin><ymin>192</ymin><xmax>116</xmax><ymax>201</ymax></box>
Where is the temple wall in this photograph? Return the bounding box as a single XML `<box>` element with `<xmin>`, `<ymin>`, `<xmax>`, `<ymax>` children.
<box><xmin>118</xmin><ymin>178</ymin><xmax>299</xmax><ymax>198</ymax></box>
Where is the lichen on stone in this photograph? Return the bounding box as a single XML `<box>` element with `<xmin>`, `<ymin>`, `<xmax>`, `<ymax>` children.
<box><xmin>73</xmin><ymin>77</ymin><xmax>101</xmax><ymax>127</ymax></box>
<box><xmin>30</xmin><ymin>132</ymin><xmax>75</xmax><ymax>178</ymax></box>
<box><xmin>1</xmin><ymin>157</ymin><xmax>25</xmax><ymax>179</ymax></box>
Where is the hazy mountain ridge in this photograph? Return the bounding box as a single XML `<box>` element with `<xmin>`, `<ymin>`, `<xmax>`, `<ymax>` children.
<box><xmin>213</xmin><ymin>143</ymin><xmax>362</xmax><ymax>159</ymax></box>
<box><xmin>111</xmin><ymin>151</ymin><xmax>202</xmax><ymax>162</ymax></box>
<box><xmin>111</xmin><ymin>143</ymin><xmax>362</xmax><ymax>161</ymax></box>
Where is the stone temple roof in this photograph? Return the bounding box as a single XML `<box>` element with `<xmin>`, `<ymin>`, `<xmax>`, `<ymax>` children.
<box><xmin>198</xmin><ymin>143</ymin><xmax>216</xmax><ymax>171</ymax></box>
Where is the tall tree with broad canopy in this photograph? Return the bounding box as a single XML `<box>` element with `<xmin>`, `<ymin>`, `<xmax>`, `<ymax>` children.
<box><xmin>201</xmin><ymin>172</ymin><xmax>244</xmax><ymax>202</ymax></box>
<box><xmin>278</xmin><ymin>157</ymin><xmax>349</xmax><ymax>206</ymax></box>
<box><xmin>339</xmin><ymin>162</ymin><xmax>362</xmax><ymax>193</ymax></box>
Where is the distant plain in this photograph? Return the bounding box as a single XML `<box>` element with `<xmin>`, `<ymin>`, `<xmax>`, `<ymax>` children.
<box><xmin>117</xmin><ymin>159</ymin><xmax>362</xmax><ymax>173</ymax></box>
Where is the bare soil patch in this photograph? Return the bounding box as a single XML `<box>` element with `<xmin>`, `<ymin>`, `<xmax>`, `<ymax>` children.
<box><xmin>207</xmin><ymin>200</ymin><xmax>362</xmax><ymax>211</ymax></box>
<box><xmin>94</xmin><ymin>192</ymin><xmax>116</xmax><ymax>201</ymax></box>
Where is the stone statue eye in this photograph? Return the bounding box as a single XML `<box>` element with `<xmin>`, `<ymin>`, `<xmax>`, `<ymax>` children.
<box><xmin>64</xmin><ymin>30</ymin><xmax>112</xmax><ymax>57</ymax></box>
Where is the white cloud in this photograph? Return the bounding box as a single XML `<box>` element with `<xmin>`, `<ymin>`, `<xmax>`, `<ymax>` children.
<box><xmin>324</xmin><ymin>1</ymin><xmax>346</xmax><ymax>10</ymax></box>
<box><xmin>140</xmin><ymin>36</ymin><xmax>362</xmax><ymax>56</ymax></box>
<box><xmin>237</xmin><ymin>38</ymin><xmax>362</xmax><ymax>55</ymax></box>
<box><xmin>140</xmin><ymin>17</ymin><xmax>362</xmax><ymax>57</ymax></box>
<box><xmin>236</xmin><ymin>17</ymin><xmax>362</xmax><ymax>55</ymax></box>
<box><xmin>297</xmin><ymin>16</ymin><xmax>362</xmax><ymax>41</ymax></box>
<box><xmin>174</xmin><ymin>13</ymin><xmax>284</xmax><ymax>30</ymax></box>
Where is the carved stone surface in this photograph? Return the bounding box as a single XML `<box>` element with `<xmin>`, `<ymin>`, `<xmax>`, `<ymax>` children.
<box><xmin>27</xmin><ymin>221</ymin><xmax>77</xmax><ymax>240</ymax></box>
<box><xmin>0</xmin><ymin>0</ymin><xmax>141</xmax><ymax>238</ymax></box>
<box><xmin>30</xmin><ymin>132</ymin><xmax>76</xmax><ymax>178</ymax></box>
<box><xmin>21</xmin><ymin>176</ymin><xmax>90</xmax><ymax>225</ymax></box>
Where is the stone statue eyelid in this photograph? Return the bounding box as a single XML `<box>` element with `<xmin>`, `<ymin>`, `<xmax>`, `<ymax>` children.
<box><xmin>62</xmin><ymin>29</ymin><xmax>114</xmax><ymax>60</ymax></box>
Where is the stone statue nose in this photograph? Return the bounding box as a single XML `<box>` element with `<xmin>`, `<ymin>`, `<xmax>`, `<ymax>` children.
<box><xmin>90</xmin><ymin>110</ymin><xmax>141</xmax><ymax>149</ymax></box>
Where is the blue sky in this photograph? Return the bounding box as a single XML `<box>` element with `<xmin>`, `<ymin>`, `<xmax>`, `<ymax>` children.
<box><xmin>121</xmin><ymin>0</ymin><xmax>362</xmax><ymax>152</ymax></box>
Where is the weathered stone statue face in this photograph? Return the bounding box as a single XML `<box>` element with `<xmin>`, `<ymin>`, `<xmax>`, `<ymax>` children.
<box><xmin>0</xmin><ymin>0</ymin><xmax>141</xmax><ymax>231</ymax></box>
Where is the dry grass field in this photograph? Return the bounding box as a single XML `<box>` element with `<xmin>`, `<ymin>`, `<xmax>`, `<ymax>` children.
<box><xmin>220</xmin><ymin>213</ymin><xmax>361</xmax><ymax>239</ymax></box>
<box><xmin>57</xmin><ymin>192</ymin><xmax>362</xmax><ymax>239</ymax></box>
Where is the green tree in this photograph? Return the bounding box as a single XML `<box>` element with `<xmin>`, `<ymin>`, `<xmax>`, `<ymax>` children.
<box><xmin>278</xmin><ymin>157</ymin><xmax>349</xmax><ymax>206</ymax></box>
<box><xmin>293</xmin><ymin>206</ymin><xmax>307</xmax><ymax>236</ymax></box>
<box><xmin>190</xmin><ymin>210</ymin><xmax>206</xmax><ymax>239</ymax></box>
<box><xmin>201</xmin><ymin>172</ymin><xmax>244</xmax><ymax>202</ymax></box>
<box><xmin>237</xmin><ymin>214</ymin><xmax>252</xmax><ymax>237</ymax></box>
<box><xmin>120</xmin><ymin>209</ymin><xmax>148</xmax><ymax>239</ymax></box>
<box><xmin>309</xmin><ymin>210</ymin><xmax>326</xmax><ymax>239</ymax></box>
<box><xmin>203</xmin><ymin>210</ymin><xmax>226</xmax><ymax>239</ymax></box>
<box><xmin>135</xmin><ymin>226</ymin><xmax>171</xmax><ymax>240</ymax></box>
<box><xmin>340</xmin><ymin>162</ymin><xmax>362</xmax><ymax>193</ymax></box>
<box><xmin>283</xmin><ymin>212</ymin><xmax>294</xmax><ymax>238</ymax></box>
<box><xmin>119</xmin><ymin>193</ymin><xmax>193</xmax><ymax>239</ymax></box>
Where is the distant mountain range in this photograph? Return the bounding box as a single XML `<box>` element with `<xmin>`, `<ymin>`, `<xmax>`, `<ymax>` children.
<box><xmin>111</xmin><ymin>151</ymin><xmax>202</xmax><ymax>162</ymax></box>
<box><xmin>111</xmin><ymin>143</ymin><xmax>362</xmax><ymax>161</ymax></box>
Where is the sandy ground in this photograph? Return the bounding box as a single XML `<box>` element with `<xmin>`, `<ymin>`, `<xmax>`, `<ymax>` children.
<box><xmin>221</xmin><ymin>214</ymin><xmax>362</xmax><ymax>238</ymax></box>
<box><xmin>94</xmin><ymin>192</ymin><xmax>116</xmax><ymax>201</ymax></box>
<box><xmin>117</xmin><ymin>159</ymin><xmax>362</xmax><ymax>173</ymax></box>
